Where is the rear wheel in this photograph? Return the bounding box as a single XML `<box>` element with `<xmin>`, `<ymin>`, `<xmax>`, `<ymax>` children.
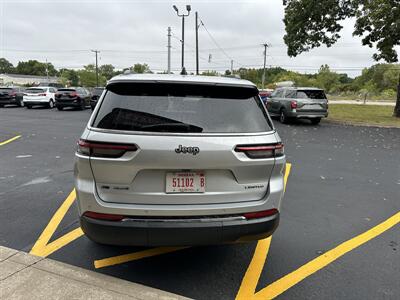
<box><xmin>48</xmin><ymin>99</ymin><xmax>54</xmax><ymax>109</ymax></box>
<box><xmin>18</xmin><ymin>100</ymin><xmax>24</xmax><ymax>107</ymax></box>
<box><xmin>310</xmin><ymin>118</ymin><xmax>321</xmax><ymax>125</ymax></box>
<box><xmin>79</xmin><ymin>100</ymin><xmax>85</xmax><ymax>110</ymax></box>
<box><xmin>279</xmin><ymin>109</ymin><xmax>289</xmax><ymax>124</ymax></box>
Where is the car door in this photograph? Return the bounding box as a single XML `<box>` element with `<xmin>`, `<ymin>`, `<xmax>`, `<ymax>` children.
<box><xmin>49</xmin><ymin>88</ymin><xmax>56</xmax><ymax>100</ymax></box>
<box><xmin>271</xmin><ymin>89</ymin><xmax>284</xmax><ymax>113</ymax></box>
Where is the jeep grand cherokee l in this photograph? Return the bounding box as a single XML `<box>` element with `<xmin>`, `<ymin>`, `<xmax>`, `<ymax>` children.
<box><xmin>74</xmin><ymin>74</ymin><xmax>286</xmax><ymax>246</ymax></box>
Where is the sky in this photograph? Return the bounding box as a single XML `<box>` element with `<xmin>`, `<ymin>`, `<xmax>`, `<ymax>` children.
<box><xmin>0</xmin><ymin>0</ymin><xmax>398</xmax><ymax>77</ymax></box>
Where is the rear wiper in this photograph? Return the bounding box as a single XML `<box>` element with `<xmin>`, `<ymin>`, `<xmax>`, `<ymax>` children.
<box><xmin>139</xmin><ymin>122</ymin><xmax>203</xmax><ymax>133</ymax></box>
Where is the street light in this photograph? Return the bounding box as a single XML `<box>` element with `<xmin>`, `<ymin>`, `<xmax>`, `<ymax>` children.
<box><xmin>172</xmin><ymin>5</ymin><xmax>191</xmax><ymax>73</ymax></box>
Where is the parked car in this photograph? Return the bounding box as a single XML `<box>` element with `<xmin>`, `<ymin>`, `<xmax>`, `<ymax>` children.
<box><xmin>55</xmin><ymin>87</ymin><xmax>91</xmax><ymax>110</ymax></box>
<box><xmin>23</xmin><ymin>87</ymin><xmax>57</xmax><ymax>109</ymax></box>
<box><xmin>0</xmin><ymin>87</ymin><xmax>25</xmax><ymax>107</ymax></box>
<box><xmin>90</xmin><ymin>87</ymin><xmax>105</xmax><ymax>110</ymax></box>
<box><xmin>75</xmin><ymin>74</ymin><xmax>286</xmax><ymax>247</ymax></box>
<box><xmin>266</xmin><ymin>87</ymin><xmax>328</xmax><ymax>124</ymax></box>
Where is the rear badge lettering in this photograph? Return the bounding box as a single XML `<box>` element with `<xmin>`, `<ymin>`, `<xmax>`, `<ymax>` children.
<box><xmin>175</xmin><ymin>145</ymin><xmax>200</xmax><ymax>155</ymax></box>
<box><xmin>245</xmin><ymin>185</ymin><xmax>264</xmax><ymax>190</ymax></box>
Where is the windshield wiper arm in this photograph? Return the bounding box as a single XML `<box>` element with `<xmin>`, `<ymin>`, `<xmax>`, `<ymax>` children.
<box><xmin>139</xmin><ymin>122</ymin><xmax>203</xmax><ymax>133</ymax></box>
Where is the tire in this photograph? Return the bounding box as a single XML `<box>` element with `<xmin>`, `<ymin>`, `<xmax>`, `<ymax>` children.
<box><xmin>310</xmin><ymin>118</ymin><xmax>321</xmax><ymax>125</ymax></box>
<box><xmin>279</xmin><ymin>109</ymin><xmax>289</xmax><ymax>124</ymax></box>
<box><xmin>79</xmin><ymin>100</ymin><xmax>85</xmax><ymax>110</ymax></box>
<box><xmin>57</xmin><ymin>106</ymin><xmax>63</xmax><ymax>111</ymax></box>
<box><xmin>19</xmin><ymin>100</ymin><xmax>24</xmax><ymax>107</ymax></box>
<box><xmin>26</xmin><ymin>105</ymin><xmax>32</xmax><ymax>109</ymax></box>
<box><xmin>0</xmin><ymin>105</ymin><xmax>3</xmax><ymax>108</ymax></box>
<box><xmin>48</xmin><ymin>99</ymin><xmax>54</xmax><ymax>109</ymax></box>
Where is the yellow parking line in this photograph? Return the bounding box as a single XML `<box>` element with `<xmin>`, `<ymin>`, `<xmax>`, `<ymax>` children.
<box><xmin>0</xmin><ymin>135</ymin><xmax>21</xmax><ymax>146</ymax></box>
<box><xmin>30</xmin><ymin>189</ymin><xmax>77</xmax><ymax>257</ymax></box>
<box><xmin>37</xmin><ymin>227</ymin><xmax>84</xmax><ymax>258</ymax></box>
<box><xmin>94</xmin><ymin>246</ymin><xmax>189</xmax><ymax>269</ymax></box>
<box><xmin>254</xmin><ymin>211</ymin><xmax>400</xmax><ymax>299</ymax></box>
<box><xmin>235</xmin><ymin>163</ymin><xmax>292</xmax><ymax>300</ymax></box>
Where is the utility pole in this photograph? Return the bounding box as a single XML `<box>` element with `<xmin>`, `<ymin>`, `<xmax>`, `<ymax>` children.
<box><xmin>262</xmin><ymin>43</ymin><xmax>268</xmax><ymax>89</ymax></box>
<box><xmin>231</xmin><ymin>60</ymin><xmax>233</xmax><ymax>75</ymax></box>
<box><xmin>167</xmin><ymin>27</ymin><xmax>171</xmax><ymax>73</ymax></box>
<box><xmin>195</xmin><ymin>12</ymin><xmax>199</xmax><ymax>75</ymax></box>
<box><xmin>173</xmin><ymin>5</ymin><xmax>191</xmax><ymax>73</ymax></box>
<box><xmin>91</xmin><ymin>50</ymin><xmax>100</xmax><ymax>86</ymax></box>
<box><xmin>45</xmin><ymin>58</ymin><xmax>49</xmax><ymax>83</ymax></box>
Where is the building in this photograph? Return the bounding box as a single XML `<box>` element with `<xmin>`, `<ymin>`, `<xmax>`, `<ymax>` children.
<box><xmin>0</xmin><ymin>73</ymin><xmax>59</xmax><ymax>86</ymax></box>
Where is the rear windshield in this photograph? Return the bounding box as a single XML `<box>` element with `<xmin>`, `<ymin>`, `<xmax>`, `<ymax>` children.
<box><xmin>57</xmin><ymin>88</ymin><xmax>76</xmax><ymax>92</ymax></box>
<box><xmin>92</xmin><ymin>82</ymin><xmax>272</xmax><ymax>133</ymax></box>
<box><xmin>26</xmin><ymin>88</ymin><xmax>46</xmax><ymax>93</ymax></box>
<box><xmin>296</xmin><ymin>90</ymin><xmax>326</xmax><ymax>99</ymax></box>
<box><xmin>0</xmin><ymin>88</ymin><xmax>12</xmax><ymax>92</ymax></box>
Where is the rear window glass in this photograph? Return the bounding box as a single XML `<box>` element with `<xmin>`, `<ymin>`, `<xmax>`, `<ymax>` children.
<box><xmin>0</xmin><ymin>88</ymin><xmax>12</xmax><ymax>91</ymax></box>
<box><xmin>296</xmin><ymin>90</ymin><xmax>326</xmax><ymax>99</ymax></box>
<box><xmin>57</xmin><ymin>88</ymin><xmax>76</xmax><ymax>92</ymax></box>
<box><xmin>26</xmin><ymin>88</ymin><xmax>46</xmax><ymax>93</ymax></box>
<box><xmin>92</xmin><ymin>83</ymin><xmax>272</xmax><ymax>133</ymax></box>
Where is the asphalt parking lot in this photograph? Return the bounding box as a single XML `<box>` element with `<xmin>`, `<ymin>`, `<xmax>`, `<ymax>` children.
<box><xmin>0</xmin><ymin>106</ymin><xmax>399</xmax><ymax>300</ymax></box>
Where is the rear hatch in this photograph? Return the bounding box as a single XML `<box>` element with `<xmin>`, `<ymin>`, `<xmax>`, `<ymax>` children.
<box><xmin>56</xmin><ymin>88</ymin><xmax>77</xmax><ymax>101</ymax></box>
<box><xmin>83</xmin><ymin>81</ymin><xmax>280</xmax><ymax>205</ymax></box>
<box><xmin>24</xmin><ymin>88</ymin><xmax>47</xmax><ymax>100</ymax></box>
<box><xmin>295</xmin><ymin>89</ymin><xmax>328</xmax><ymax>111</ymax></box>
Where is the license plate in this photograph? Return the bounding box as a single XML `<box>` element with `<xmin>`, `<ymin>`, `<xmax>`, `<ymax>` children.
<box><xmin>166</xmin><ymin>172</ymin><xmax>205</xmax><ymax>193</ymax></box>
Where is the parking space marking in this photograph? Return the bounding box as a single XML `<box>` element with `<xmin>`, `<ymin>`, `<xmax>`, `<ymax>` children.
<box><xmin>30</xmin><ymin>189</ymin><xmax>83</xmax><ymax>257</ymax></box>
<box><xmin>237</xmin><ymin>162</ymin><xmax>399</xmax><ymax>300</ymax></box>
<box><xmin>94</xmin><ymin>247</ymin><xmax>190</xmax><ymax>269</ymax></box>
<box><xmin>236</xmin><ymin>163</ymin><xmax>291</xmax><ymax>300</ymax></box>
<box><xmin>0</xmin><ymin>135</ymin><xmax>21</xmax><ymax>146</ymax></box>
<box><xmin>253</xmin><ymin>211</ymin><xmax>400</xmax><ymax>299</ymax></box>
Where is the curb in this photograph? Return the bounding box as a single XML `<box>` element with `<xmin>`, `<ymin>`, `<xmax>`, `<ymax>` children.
<box><xmin>0</xmin><ymin>246</ymin><xmax>191</xmax><ymax>300</ymax></box>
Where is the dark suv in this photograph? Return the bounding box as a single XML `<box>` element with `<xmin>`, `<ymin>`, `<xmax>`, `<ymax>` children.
<box><xmin>90</xmin><ymin>87</ymin><xmax>104</xmax><ymax>110</ymax></box>
<box><xmin>0</xmin><ymin>87</ymin><xmax>25</xmax><ymax>107</ymax></box>
<box><xmin>266</xmin><ymin>87</ymin><xmax>328</xmax><ymax>124</ymax></box>
<box><xmin>55</xmin><ymin>87</ymin><xmax>91</xmax><ymax>110</ymax></box>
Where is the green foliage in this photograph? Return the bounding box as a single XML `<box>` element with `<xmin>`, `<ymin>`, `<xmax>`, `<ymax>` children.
<box><xmin>201</xmin><ymin>70</ymin><xmax>219</xmax><ymax>76</ymax></box>
<box><xmin>0</xmin><ymin>58</ymin><xmax>15</xmax><ymax>73</ymax></box>
<box><xmin>283</xmin><ymin>0</ymin><xmax>400</xmax><ymax>62</ymax></box>
<box><xmin>15</xmin><ymin>60</ymin><xmax>57</xmax><ymax>76</ymax></box>
<box><xmin>59</xmin><ymin>68</ymin><xmax>79</xmax><ymax>86</ymax></box>
<box><xmin>132</xmin><ymin>63</ymin><xmax>151</xmax><ymax>73</ymax></box>
<box><xmin>77</xmin><ymin>65</ymin><xmax>106</xmax><ymax>87</ymax></box>
<box><xmin>99</xmin><ymin>64</ymin><xmax>115</xmax><ymax>80</ymax></box>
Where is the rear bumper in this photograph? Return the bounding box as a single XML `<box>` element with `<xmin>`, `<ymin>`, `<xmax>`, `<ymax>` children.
<box><xmin>287</xmin><ymin>110</ymin><xmax>328</xmax><ymax>119</ymax></box>
<box><xmin>0</xmin><ymin>98</ymin><xmax>18</xmax><ymax>105</ymax></box>
<box><xmin>80</xmin><ymin>213</ymin><xmax>279</xmax><ymax>246</ymax></box>
<box><xmin>56</xmin><ymin>100</ymin><xmax>82</xmax><ymax>108</ymax></box>
<box><xmin>23</xmin><ymin>100</ymin><xmax>49</xmax><ymax>105</ymax></box>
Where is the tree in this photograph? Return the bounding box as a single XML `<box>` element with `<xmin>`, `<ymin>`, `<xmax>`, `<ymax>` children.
<box><xmin>132</xmin><ymin>63</ymin><xmax>151</xmax><ymax>74</ymax></box>
<box><xmin>283</xmin><ymin>0</ymin><xmax>400</xmax><ymax>116</ymax></box>
<box><xmin>99</xmin><ymin>64</ymin><xmax>115</xmax><ymax>80</ymax></box>
<box><xmin>59</xmin><ymin>69</ymin><xmax>79</xmax><ymax>86</ymax></box>
<box><xmin>15</xmin><ymin>60</ymin><xmax>57</xmax><ymax>76</ymax></box>
<box><xmin>0</xmin><ymin>58</ymin><xmax>14</xmax><ymax>73</ymax></box>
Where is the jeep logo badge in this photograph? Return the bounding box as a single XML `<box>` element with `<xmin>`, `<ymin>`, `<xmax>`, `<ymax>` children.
<box><xmin>175</xmin><ymin>145</ymin><xmax>200</xmax><ymax>155</ymax></box>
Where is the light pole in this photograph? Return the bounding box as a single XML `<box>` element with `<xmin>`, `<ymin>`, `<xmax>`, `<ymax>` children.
<box><xmin>173</xmin><ymin>5</ymin><xmax>191</xmax><ymax>73</ymax></box>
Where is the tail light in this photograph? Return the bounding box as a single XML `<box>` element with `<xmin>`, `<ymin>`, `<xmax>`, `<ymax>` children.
<box><xmin>38</xmin><ymin>93</ymin><xmax>46</xmax><ymax>96</ymax></box>
<box><xmin>83</xmin><ymin>211</ymin><xmax>124</xmax><ymax>221</ymax></box>
<box><xmin>77</xmin><ymin>139</ymin><xmax>138</xmax><ymax>158</ymax></box>
<box><xmin>243</xmin><ymin>208</ymin><xmax>278</xmax><ymax>220</ymax></box>
<box><xmin>69</xmin><ymin>92</ymin><xmax>78</xmax><ymax>97</ymax></box>
<box><xmin>290</xmin><ymin>100</ymin><xmax>297</xmax><ymax>109</ymax></box>
<box><xmin>10</xmin><ymin>91</ymin><xmax>16</xmax><ymax>97</ymax></box>
<box><xmin>235</xmin><ymin>143</ymin><xmax>284</xmax><ymax>159</ymax></box>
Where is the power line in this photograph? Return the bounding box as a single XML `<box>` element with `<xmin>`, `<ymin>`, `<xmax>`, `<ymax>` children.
<box><xmin>198</xmin><ymin>18</ymin><xmax>243</xmax><ymax>67</ymax></box>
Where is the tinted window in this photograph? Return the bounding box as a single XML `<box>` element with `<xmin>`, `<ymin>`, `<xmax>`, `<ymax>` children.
<box><xmin>296</xmin><ymin>90</ymin><xmax>327</xmax><ymax>99</ymax></box>
<box><xmin>93</xmin><ymin>83</ymin><xmax>271</xmax><ymax>133</ymax></box>
<box><xmin>0</xmin><ymin>88</ymin><xmax>12</xmax><ymax>92</ymax></box>
<box><xmin>93</xmin><ymin>88</ymin><xmax>104</xmax><ymax>96</ymax></box>
<box><xmin>26</xmin><ymin>88</ymin><xmax>46</xmax><ymax>93</ymax></box>
<box><xmin>58</xmin><ymin>88</ymin><xmax>76</xmax><ymax>92</ymax></box>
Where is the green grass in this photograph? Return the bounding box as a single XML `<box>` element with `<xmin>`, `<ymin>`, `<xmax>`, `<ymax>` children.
<box><xmin>327</xmin><ymin>104</ymin><xmax>400</xmax><ymax>127</ymax></box>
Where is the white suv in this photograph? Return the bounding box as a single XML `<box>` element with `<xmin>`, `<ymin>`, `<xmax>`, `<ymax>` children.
<box><xmin>74</xmin><ymin>74</ymin><xmax>286</xmax><ymax>246</ymax></box>
<box><xmin>23</xmin><ymin>87</ymin><xmax>57</xmax><ymax>109</ymax></box>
